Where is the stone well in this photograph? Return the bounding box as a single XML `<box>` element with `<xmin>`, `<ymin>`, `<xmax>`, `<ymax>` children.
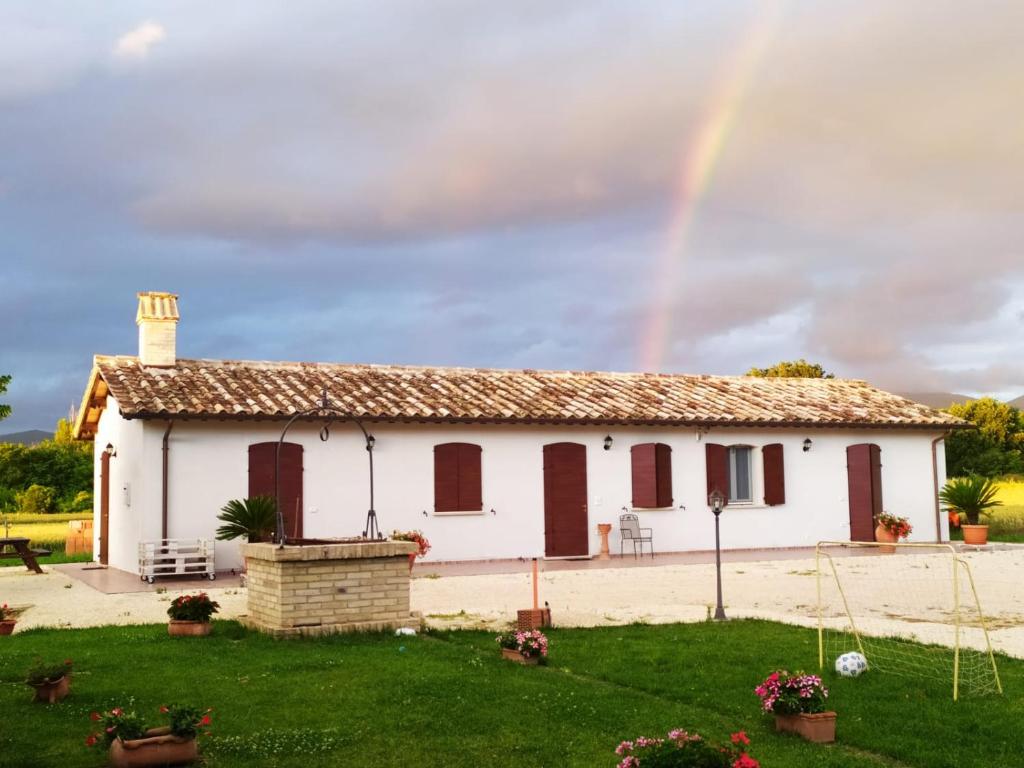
<box><xmin>240</xmin><ymin>540</ymin><xmax>420</xmax><ymax>637</ymax></box>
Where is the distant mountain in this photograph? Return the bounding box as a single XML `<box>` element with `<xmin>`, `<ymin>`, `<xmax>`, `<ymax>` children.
<box><xmin>0</xmin><ymin>429</ymin><xmax>53</xmax><ymax>445</ymax></box>
<box><xmin>1009</xmin><ymin>395</ymin><xmax>1024</xmax><ymax>410</ymax></box>
<box><xmin>896</xmin><ymin>392</ymin><xmax>975</xmax><ymax>410</ymax></box>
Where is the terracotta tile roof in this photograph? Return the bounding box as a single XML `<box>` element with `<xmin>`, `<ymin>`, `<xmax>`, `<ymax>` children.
<box><xmin>73</xmin><ymin>355</ymin><xmax>967</xmax><ymax>437</ymax></box>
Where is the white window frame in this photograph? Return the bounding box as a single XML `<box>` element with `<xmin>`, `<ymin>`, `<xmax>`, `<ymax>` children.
<box><xmin>727</xmin><ymin>444</ymin><xmax>765</xmax><ymax>508</ymax></box>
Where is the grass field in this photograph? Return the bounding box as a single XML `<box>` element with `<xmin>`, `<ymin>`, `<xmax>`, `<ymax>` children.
<box><xmin>0</xmin><ymin>620</ymin><xmax>1019</xmax><ymax>768</ymax></box>
<box><xmin>0</xmin><ymin>512</ymin><xmax>92</xmax><ymax>568</ymax></box>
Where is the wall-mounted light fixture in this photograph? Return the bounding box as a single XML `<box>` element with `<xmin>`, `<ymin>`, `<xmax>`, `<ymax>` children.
<box><xmin>803</xmin><ymin>438</ymin><xmax>812</xmax><ymax>453</ymax></box>
<box><xmin>603</xmin><ymin>435</ymin><xmax>613</xmax><ymax>451</ymax></box>
<box><xmin>366</xmin><ymin>434</ymin><xmax>376</xmax><ymax>451</ymax></box>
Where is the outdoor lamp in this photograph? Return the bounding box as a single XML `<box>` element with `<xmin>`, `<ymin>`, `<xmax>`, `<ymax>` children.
<box><xmin>366</xmin><ymin>434</ymin><xmax>376</xmax><ymax>451</ymax></box>
<box><xmin>803</xmin><ymin>438</ymin><xmax>813</xmax><ymax>452</ymax></box>
<box><xmin>708</xmin><ymin>488</ymin><xmax>727</xmax><ymax>620</ymax></box>
<box><xmin>603</xmin><ymin>435</ymin><xmax>613</xmax><ymax>451</ymax></box>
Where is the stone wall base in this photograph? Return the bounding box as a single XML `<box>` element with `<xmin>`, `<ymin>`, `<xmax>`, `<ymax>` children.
<box><xmin>240</xmin><ymin>540</ymin><xmax>420</xmax><ymax>636</ymax></box>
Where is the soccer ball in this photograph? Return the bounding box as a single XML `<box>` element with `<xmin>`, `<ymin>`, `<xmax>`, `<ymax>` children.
<box><xmin>835</xmin><ymin>651</ymin><xmax>868</xmax><ymax>677</ymax></box>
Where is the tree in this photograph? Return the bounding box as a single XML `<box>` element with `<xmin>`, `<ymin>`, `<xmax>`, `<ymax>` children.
<box><xmin>945</xmin><ymin>398</ymin><xmax>1024</xmax><ymax>477</ymax></box>
<box><xmin>0</xmin><ymin>375</ymin><xmax>10</xmax><ymax>422</ymax></box>
<box><xmin>746</xmin><ymin>360</ymin><xmax>835</xmax><ymax>378</ymax></box>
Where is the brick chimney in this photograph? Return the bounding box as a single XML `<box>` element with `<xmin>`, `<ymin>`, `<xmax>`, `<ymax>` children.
<box><xmin>136</xmin><ymin>291</ymin><xmax>179</xmax><ymax>367</ymax></box>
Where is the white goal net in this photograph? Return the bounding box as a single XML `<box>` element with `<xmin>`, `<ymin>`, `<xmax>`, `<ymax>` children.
<box><xmin>816</xmin><ymin>541</ymin><xmax>1002</xmax><ymax>700</ymax></box>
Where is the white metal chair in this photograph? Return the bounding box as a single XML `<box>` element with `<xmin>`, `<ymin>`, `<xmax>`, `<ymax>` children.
<box><xmin>619</xmin><ymin>513</ymin><xmax>654</xmax><ymax>559</ymax></box>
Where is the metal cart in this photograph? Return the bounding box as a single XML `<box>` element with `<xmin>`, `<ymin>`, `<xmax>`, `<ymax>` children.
<box><xmin>138</xmin><ymin>538</ymin><xmax>216</xmax><ymax>583</ymax></box>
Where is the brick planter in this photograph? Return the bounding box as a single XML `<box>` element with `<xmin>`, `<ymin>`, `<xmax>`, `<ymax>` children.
<box><xmin>240</xmin><ymin>540</ymin><xmax>419</xmax><ymax>637</ymax></box>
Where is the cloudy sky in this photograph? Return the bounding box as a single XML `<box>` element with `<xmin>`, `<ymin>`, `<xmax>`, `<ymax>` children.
<box><xmin>2</xmin><ymin>1</ymin><xmax>1024</xmax><ymax>431</ymax></box>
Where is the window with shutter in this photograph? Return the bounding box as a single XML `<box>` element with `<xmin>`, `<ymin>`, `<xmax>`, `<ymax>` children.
<box><xmin>434</xmin><ymin>442</ymin><xmax>483</xmax><ymax>512</ymax></box>
<box><xmin>762</xmin><ymin>443</ymin><xmax>785</xmax><ymax>505</ymax></box>
<box><xmin>631</xmin><ymin>443</ymin><xmax>673</xmax><ymax>508</ymax></box>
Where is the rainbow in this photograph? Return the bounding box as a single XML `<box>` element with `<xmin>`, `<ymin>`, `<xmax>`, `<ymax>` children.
<box><xmin>639</xmin><ymin>5</ymin><xmax>784</xmax><ymax>372</ymax></box>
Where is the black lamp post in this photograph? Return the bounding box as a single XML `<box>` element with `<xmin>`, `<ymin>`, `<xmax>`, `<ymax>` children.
<box><xmin>709</xmin><ymin>489</ymin><xmax>727</xmax><ymax>620</ymax></box>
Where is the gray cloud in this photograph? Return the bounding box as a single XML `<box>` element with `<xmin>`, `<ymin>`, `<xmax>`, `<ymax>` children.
<box><xmin>2</xmin><ymin>0</ymin><xmax>1024</xmax><ymax>430</ymax></box>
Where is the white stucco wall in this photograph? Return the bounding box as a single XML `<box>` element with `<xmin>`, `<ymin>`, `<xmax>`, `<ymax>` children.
<box><xmin>92</xmin><ymin>417</ymin><xmax>950</xmax><ymax>574</ymax></box>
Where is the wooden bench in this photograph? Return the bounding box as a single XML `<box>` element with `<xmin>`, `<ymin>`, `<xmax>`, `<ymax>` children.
<box><xmin>0</xmin><ymin>538</ymin><xmax>51</xmax><ymax>574</ymax></box>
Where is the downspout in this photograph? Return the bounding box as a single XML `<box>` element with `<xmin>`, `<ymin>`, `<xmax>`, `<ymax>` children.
<box><xmin>931</xmin><ymin>431</ymin><xmax>950</xmax><ymax>542</ymax></box>
<box><xmin>161</xmin><ymin>421</ymin><xmax>174</xmax><ymax>540</ymax></box>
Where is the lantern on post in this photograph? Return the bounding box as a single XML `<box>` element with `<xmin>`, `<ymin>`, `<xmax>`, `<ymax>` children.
<box><xmin>708</xmin><ymin>488</ymin><xmax>727</xmax><ymax>621</ymax></box>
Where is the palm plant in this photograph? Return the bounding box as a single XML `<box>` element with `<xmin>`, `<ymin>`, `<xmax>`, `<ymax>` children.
<box><xmin>216</xmin><ymin>496</ymin><xmax>277</xmax><ymax>542</ymax></box>
<box><xmin>938</xmin><ymin>475</ymin><xmax>1002</xmax><ymax>526</ymax></box>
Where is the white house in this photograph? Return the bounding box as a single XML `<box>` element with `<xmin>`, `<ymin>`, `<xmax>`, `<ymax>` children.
<box><xmin>74</xmin><ymin>292</ymin><xmax>965</xmax><ymax>574</ymax></box>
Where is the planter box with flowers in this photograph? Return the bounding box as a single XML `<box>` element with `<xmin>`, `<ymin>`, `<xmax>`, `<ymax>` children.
<box><xmin>755</xmin><ymin>670</ymin><xmax>835</xmax><ymax>743</ymax></box>
<box><xmin>497</xmin><ymin>629</ymin><xmax>548</xmax><ymax>665</ymax></box>
<box><xmin>167</xmin><ymin>593</ymin><xmax>220</xmax><ymax>636</ymax></box>
<box><xmin>391</xmin><ymin>530</ymin><xmax>431</xmax><ymax>573</ymax></box>
<box><xmin>0</xmin><ymin>602</ymin><xmax>17</xmax><ymax>635</ymax></box>
<box><xmin>940</xmin><ymin>475</ymin><xmax>1003</xmax><ymax>547</ymax></box>
<box><xmin>874</xmin><ymin>512</ymin><xmax>912</xmax><ymax>553</ymax></box>
<box><xmin>87</xmin><ymin>704</ymin><xmax>212</xmax><ymax>768</ymax></box>
<box><xmin>614</xmin><ymin>728</ymin><xmax>760</xmax><ymax>767</ymax></box>
<box><xmin>26</xmin><ymin>658</ymin><xmax>73</xmax><ymax>703</ymax></box>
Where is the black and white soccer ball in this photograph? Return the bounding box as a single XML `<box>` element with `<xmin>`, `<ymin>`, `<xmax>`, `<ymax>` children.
<box><xmin>835</xmin><ymin>651</ymin><xmax>868</xmax><ymax>677</ymax></box>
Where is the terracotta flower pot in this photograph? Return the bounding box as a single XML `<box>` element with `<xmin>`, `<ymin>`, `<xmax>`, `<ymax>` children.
<box><xmin>501</xmin><ymin>647</ymin><xmax>540</xmax><ymax>665</ymax></box>
<box><xmin>28</xmin><ymin>673</ymin><xmax>70</xmax><ymax>703</ymax></box>
<box><xmin>774</xmin><ymin>711</ymin><xmax>837</xmax><ymax>743</ymax></box>
<box><xmin>961</xmin><ymin>525</ymin><xmax>989</xmax><ymax>546</ymax></box>
<box><xmin>167</xmin><ymin>620</ymin><xmax>212</xmax><ymax>637</ymax></box>
<box><xmin>109</xmin><ymin>727</ymin><xmax>198</xmax><ymax>768</ymax></box>
<box><xmin>874</xmin><ymin>524</ymin><xmax>897</xmax><ymax>554</ymax></box>
<box><xmin>0</xmin><ymin>619</ymin><xmax>15</xmax><ymax>636</ymax></box>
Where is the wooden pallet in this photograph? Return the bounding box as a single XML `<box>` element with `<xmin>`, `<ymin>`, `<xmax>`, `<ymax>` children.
<box><xmin>138</xmin><ymin>538</ymin><xmax>215</xmax><ymax>583</ymax></box>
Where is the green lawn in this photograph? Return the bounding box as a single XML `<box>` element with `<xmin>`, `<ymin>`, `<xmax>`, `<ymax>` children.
<box><xmin>0</xmin><ymin>620</ymin><xmax>1020</xmax><ymax>767</ymax></box>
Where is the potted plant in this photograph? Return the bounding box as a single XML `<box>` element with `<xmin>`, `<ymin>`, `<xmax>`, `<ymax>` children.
<box><xmin>614</xmin><ymin>729</ymin><xmax>760</xmax><ymax>767</ymax></box>
<box><xmin>873</xmin><ymin>512</ymin><xmax>912</xmax><ymax>553</ymax></box>
<box><xmin>496</xmin><ymin>629</ymin><xmax>548</xmax><ymax>665</ymax></box>
<box><xmin>0</xmin><ymin>603</ymin><xmax>15</xmax><ymax>635</ymax></box>
<box><xmin>940</xmin><ymin>475</ymin><xmax>1002</xmax><ymax>546</ymax></box>
<box><xmin>391</xmin><ymin>530</ymin><xmax>431</xmax><ymax>572</ymax></box>
<box><xmin>166</xmin><ymin>593</ymin><xmax>219</xmax><ymax>636</ymax></box>
<box><xmin>755</xmin><ymin>670</ymin><xmax>835</xmax><ymax>743</ymax></box>
<box><xmin>26</xmin><ymin>658</ymin><xmax>73</xmax><ymax>703</ymax></box>
<box><xmin>87</xmin><ymin>704</ymin><xmax>211</xmax><ymax>767</ymax></box>
<box><xmin>216</xmin><ymin>496</ymin><xmax>276</xmax><ymax>543</ymax></box>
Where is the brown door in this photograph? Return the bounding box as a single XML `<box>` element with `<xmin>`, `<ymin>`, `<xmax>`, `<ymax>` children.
<box><xmin>847</xmin><ymin>443</ymin><xmax>882</xmax><ymax>541</ymax></box>
<box><xmin>543</xmin><ymin>442</ymin><xmax>588</xmax><ymax>557</ymax></box>
<box><xmin>249</xmin><ymin>442</ymin><xmax>304</xmax><ymax>539</ymax></box>
<box><xmin>99</xmin><ymin>448</ymin><xmax>111</xmax><ymax>565</ymax></box>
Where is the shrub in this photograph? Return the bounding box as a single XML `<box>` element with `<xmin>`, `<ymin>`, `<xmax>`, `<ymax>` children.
<box><xmin>16</xmin><ymin>484</ymin><xmax>57</xmax><ymax>514</ymax></box>
<box><xmin>161</xmin><ymin>704</ymin><xmax>213</xmax><ymax>738</ymax></box>
<box><xmin>874</xmin><ymin>511</ymin><xmax>912</xmax><ymax>539</ymax></box>
<box><xmin>754</xmin><ymin>671</ymin><xmax>829</xmax><ymax>715</ymax></box>
<box><xmin>940</xmin><ymin>475</ymin><xmax>1003</xmax><ymax>526</ymax></box>
<box><xmin>497</xmin><ymin>629</ymin><xmax>548</xmax><ymax>659</ymax></box>
<box><xmin>391</xmin><ymin>529</ymin><xmax>431</xmax><ymax>558</ymax></box>
<box><xmin>216</xmin><ymin>497</ymin><xmax>276</xmax><ymax>542</ymax></box>
<box><xmin>167</xmin><ymin>593</ymin><xmax>220</xmax><ymax>622</ymax></box>
<box><xmin>59</xmin><ymin>490</ymin><xmax>93</xmax><ymax>513</ymax></box>
<box><xmin>26</xmin><ymin>658</ymin><xmax>72</xmax><ymax>686</ymax></box>
<box><xmin>615</xmin><ymin>729</ymin><xmax>759</xmax><ymax>768</ymax></box>
<box><xmin>86</xmin><ymin>708</ymin><xmax>147</xmax><ymax>747</ymax></box>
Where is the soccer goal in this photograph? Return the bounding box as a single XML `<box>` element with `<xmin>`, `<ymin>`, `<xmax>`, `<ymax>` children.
<box><xmin>815</xmin><ymin>541</ymin><xmax>1002</xmax><ymax>700</ymax></box>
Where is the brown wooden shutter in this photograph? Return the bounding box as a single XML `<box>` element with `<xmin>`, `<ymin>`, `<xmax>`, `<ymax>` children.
<box><xmin>846</xmin><ymin>443</ymin><xmax>883</xmax><ymax>541</ymax></box>
<box><xmin>655</xmin><ymin>443</ymin><xmax>673</xmax><ymax>507</ymax></box>
<box><xmin>631</xmin><ymin>443</ymin><xmax>657</xmax><ymax>508</ymax></box>
<box><xmin>705</xmin><ymin>442</ymin><xmax>729</xmax><ymax>505</ymax></box>
<box><xmin>433</xmin><ymin>443</ymin><xmax>461</xmax><ymax>512</ymax></box>
<box><xmin>249</xmin><ymin>442</ymin><xmax>303</xmax><ymax>539</ymax></box>
<box><xmin>762</xmin><ymin>443</ymin><xmax>785</xmax><ymax>505</ymax></box>
<box><xmin>458</xmin><ymin>443</ymin><xmax>483</xmax><ymax>511</ymax></box>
